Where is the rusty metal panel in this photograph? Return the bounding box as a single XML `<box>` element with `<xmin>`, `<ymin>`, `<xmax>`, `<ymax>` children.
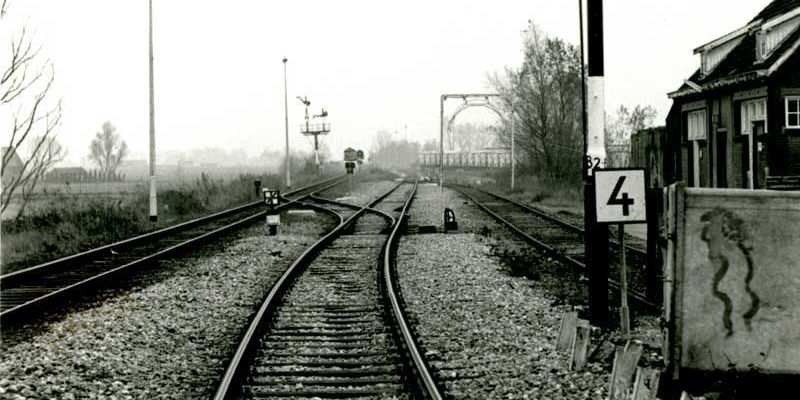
<box><xmin>677</xmin><ymin>188</ymin><xmax>800</xmax><ymax>374</ymax></box>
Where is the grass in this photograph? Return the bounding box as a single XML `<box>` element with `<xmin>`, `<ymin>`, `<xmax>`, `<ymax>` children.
<box><xmin>438</xmin><ymin>166</ymin><xmax>584</xmax><ymax>215</ymax></box>
<box><xmin>0</xmin><ymin>171</ymin><xmax>334</xmax><ymax>275</ymax></box>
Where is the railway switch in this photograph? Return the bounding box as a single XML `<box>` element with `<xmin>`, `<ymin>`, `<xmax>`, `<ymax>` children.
<box><xmin>444</xmin><ymin>208</ymin><xmax>458</xmax><ymax>231</ymax></box>
<box><xmin>263</xmin><ymin>188</ymin><xmax>280</xmax><ymax>235</ymax></box>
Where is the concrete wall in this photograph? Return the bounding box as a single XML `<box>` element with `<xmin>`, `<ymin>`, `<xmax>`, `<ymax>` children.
<box><xmin>668</xmin><ymin>186</ymin><xmax>800</xmax><ymax>375</ymax></box>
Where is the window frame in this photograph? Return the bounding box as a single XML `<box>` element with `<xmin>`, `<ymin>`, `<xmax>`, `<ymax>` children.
<box><xmin>786</xmin><ymin>96</ymin><xmax>800</xmax><ymax>129</ymax></box>
<box><xmin>740</xmin><ymin>97</ymin><xmax>768</xmax><ymax>135</ymax></box>
<box><xmin>687</xmin><ymin>109</ymin><xmax>707</xmax><ymax>141</ymax></box>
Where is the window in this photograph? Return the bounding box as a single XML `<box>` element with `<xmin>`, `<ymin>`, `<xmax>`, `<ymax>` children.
<box><xmin>740</xmin><ymin>98</ymin><xmax>767</xmax><ymax>135</ymax></box>
<box><xmin>787</xmin><ymin>97</ymin><xmax>800</xmax><ymax>128</ymax></box>
<box><xmin>687</xmin><ymin>110</ymin><xmax>707</xmax><ymax>140</ymax></box>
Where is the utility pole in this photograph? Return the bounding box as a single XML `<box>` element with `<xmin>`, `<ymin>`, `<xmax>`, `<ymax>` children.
<box><xmin>583</xmin><ymin>0</ymin><xmax>610</xmax><ymax>327</ymax></box>
<box><xmin>148</xmin><ymin>0</ymin><xmax>157</xmax><ymax>222</ymax></box>
<box><xmin>283</xmin><ymin>57</ymin><xmax>291</xmax><ymax>189</ymax></box>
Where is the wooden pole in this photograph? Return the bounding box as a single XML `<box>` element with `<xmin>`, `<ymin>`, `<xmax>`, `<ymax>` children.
<box><xmin>619</xmin><ymin>223</ymin><xmax>630</xmax><ymax>337</ymax></box>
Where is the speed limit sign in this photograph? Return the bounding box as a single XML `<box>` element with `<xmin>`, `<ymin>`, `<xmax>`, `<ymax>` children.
<box><xmin>594</xmin><ymin>168</ymin><xmax>646</xmax><ymax>224</ymax></box>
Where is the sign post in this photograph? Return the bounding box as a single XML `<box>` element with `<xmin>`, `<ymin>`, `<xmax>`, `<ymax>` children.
<box><xmin>595</xmin><ymin>168</ymin><xmax>647</xmax><ymax>336</ymax></box>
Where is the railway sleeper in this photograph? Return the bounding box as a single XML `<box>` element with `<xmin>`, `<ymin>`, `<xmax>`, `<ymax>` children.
<box><xmin>240</xmin><ymin>385</ymin><xmax>406</xmax><ymax>398</ymax></box>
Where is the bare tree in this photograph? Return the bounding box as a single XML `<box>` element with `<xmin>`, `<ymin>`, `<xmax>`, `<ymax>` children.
<box><xmin>452</xmin><ymin>122</ymin><xmax>495</xmax><ymax>152</ymax></box>
<box><xmin>1</xmin><ymin>0</ymin><xmax>66</xmax><ymax>217</ymax></box>
<box><xmin>88</xmin><ymin>121</ymin><xmax>129</xmax><ymax>180</ymax></box>
<box><xmin>605</xmin><ymin>105</ymin><xmax>657</xmax><ymax>167</ymax></box>
<box><xmin>489</xmin><ymin>21</ymin><xmax>583</xmax><ymax>182</ymax></box>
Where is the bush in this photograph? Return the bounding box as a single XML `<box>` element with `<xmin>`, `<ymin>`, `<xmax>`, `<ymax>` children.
<box><xmin>160</xmin><ymin>190</ymin><xmax>206</xmax><ymax>216</ymax></box>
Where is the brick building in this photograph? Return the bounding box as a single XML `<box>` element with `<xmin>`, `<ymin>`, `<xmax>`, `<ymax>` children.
<box><xmin>666</xmin><ymin>0</ymin><xmax>800</xmax><ymax>189</ymax></box>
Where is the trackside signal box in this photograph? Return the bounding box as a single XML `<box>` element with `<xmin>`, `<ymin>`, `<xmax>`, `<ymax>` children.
<box><xmin>345</xmin><ymin>161</ymin><xmax>355</xmax><ymax>174</ymax></box>
<box><xmin>263</xmin><ymin>188</ymin><xmax>280</xmax><ymax>235</ymax></box>
<box><xmin>444</xmin><ymin>208</ymin><xmax>458</xmax><ymax>231</ymax></box>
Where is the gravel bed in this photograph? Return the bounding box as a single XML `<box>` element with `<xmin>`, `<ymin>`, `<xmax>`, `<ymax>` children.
<box><xmin>318</xmin><ymin>177</ymin><xmax>400</xmax><ymax>207</ymax></box>
<box><xmin>396</xmin><ymin>185</ymin><xmax>664</xmax><ymax>399</ymax></box>
<box><xmin>397</xmin><ymin>234</ymin><xmax>608</xmax><ymax>399</ymax></box>
<box><xmin>0</xmin><ymin>212</ymin><xmax>336</xmax><ymax>399</ymax></box>
<box><xmin>409</xmin><ymin>183</ymin><xmax>490</xmax><ymax>232</ymax></box>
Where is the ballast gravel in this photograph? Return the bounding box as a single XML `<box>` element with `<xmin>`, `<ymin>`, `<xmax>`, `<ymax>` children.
<box><xmin>397</xmin><ymin>183</ymin><xmax>611</xmax><ymax>399</ymax></box>
<box><xmin>0</xmin><ymin>213</ymin><xmax>336</xmax><ymax>400</ymax></box>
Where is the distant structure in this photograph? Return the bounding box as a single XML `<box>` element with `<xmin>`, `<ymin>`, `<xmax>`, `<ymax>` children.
<box><xmin>1</xmin><ymin>147</ymin><xmax>24</xmax><ymax>186</ymax></box>
<box><xmin>297</xmin><ymin>96</ymin><xmax>331</xmax><ymax>174</ymax></box>
<box><xmin>419</xmin><ymin>147</ymin><xmax>512</xmax><ymax>168</ymax></box>
<box><xmin>666</xmin><ymin>0</ymin><xmax>800</xmax><ymax>190</ymax></box>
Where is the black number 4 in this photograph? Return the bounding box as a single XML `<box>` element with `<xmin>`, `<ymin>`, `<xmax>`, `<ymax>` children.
<box><xmin>608</xmin><ymin>176</ymin><xmax>634</xmax><ymax>216</ymax></box>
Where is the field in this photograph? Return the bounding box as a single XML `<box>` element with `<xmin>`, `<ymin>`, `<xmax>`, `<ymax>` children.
<box><xmin>0</xmin><ymin>172</ymin><xmax>332</xmax><ymax>274</ymax></box>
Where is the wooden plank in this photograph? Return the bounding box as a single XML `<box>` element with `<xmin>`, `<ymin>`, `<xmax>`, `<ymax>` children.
<box><xmin>632</xmin><ymin>367</ymin><xmax>661</xmax><ymax>400</ymax></box>
<box><xmin>556</xmin><ymin>311</ymin><xmax>578</xmax><ymax>351</ymax></box>
<box><xmin>569</xmin><ymin>319</ymin><xmax>590</xmax><ymax>371</ymax></box>
<box><xmin>608</xmin><ymin>341</ymin><xmax>644</xmax><ymax>400</ymax></box>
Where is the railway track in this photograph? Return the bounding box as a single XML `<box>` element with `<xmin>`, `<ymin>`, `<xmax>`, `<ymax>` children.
<box><xmin>451</xmin><ymin>184</ymin><xmax>660</xmax><ymax>312</ymax></box>
<box><xmin>213</xmin><ymin>180</ymin><xmax>443</xmax><ymax>400</ymax></box>
<box><xmin>0</xmin><ymin>175</ymin><xmax>348</xmax><ymax>324</ymax></box>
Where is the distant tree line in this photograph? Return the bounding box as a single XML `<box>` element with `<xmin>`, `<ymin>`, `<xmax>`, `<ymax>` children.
<box><xmin>45</xmin><ymin>168</ymin><xmax>126</xmax><ymax>183</ymax></box>
<box><xmin>370</xmin><ymin>131</ymin><xmax>420</xmax><ymax>170</ymax></box>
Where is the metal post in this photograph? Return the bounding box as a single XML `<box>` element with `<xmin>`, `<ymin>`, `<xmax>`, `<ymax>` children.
<box><xmin>283</xmin><ymin>57</ymin><xmax>291</xmax><ymax>189</ymax></box>
<box><xmin>314</xmin><ymin>134</ymin><xmax>319</xmax><ymax>174</ymax></box>
<box><xmin>584</xmin><ymin>0</ymin><xmax>610</xmax><ymax>327</ymax></box>
<box><xmin>619</xmin><ymin>224</ymin><xmax>630</xmax><ymax>337</ymax></box>
<box><xmin>439</xmin><ymin>95</ymin><xmax>444</xmax><ymax>191</ymax></box>
<box><xmin>148</xmin><ymin>0</ymin><xmax>157</xmax><ymax>222</ymax></box>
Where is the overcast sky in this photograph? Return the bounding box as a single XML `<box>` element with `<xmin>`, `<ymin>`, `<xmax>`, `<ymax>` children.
<box><xmin>2</xmin><ymin>0</ymin><xmax>772</xmax><ymax>166</ymax></box>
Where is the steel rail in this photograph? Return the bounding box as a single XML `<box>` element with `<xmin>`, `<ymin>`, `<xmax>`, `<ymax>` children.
<box><xmin>452</xmin><ymin>185</ymin><xmax>660</xmax><ymax>312</ymax></box>
<box><xmin>0</xmin><ymin>175</ymin><xmax>348</xmax><ymax>322</ymax></box>
<box><xmin>451</xmin><ymin>183</ymin><xmax>646</xmax><ymax>257</ymax></box>
<box><xmin>212</xmin><ymin>182</ymin><xmax>405</xmax><ymax>400</ymax></box>
<box><xmin>1</xmin><ymin>175</ymin><xmax>346</xmax><ymax>283</ymax></box>
<box><xmin>383</xmin><ymin>180</ymin><xmax>444</xmax><ymax>399</ymax></box>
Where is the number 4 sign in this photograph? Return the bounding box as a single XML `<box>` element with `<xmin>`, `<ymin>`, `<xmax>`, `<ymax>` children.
<box><xmin>594</xmin><ymin>168</ymin><xmax>646</xmax><ymax>224</ymax></box>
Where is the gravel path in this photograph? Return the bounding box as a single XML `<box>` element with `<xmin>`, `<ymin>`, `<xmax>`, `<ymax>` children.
<box><xmin>0</xmin><ymin>212</ymin><xmax>337</xmax><ymax>399</ymax></box>
<box><xmin>397</xmin><ymin>186</ymin><xmax>615</xmax><ymax>399</ymax></box>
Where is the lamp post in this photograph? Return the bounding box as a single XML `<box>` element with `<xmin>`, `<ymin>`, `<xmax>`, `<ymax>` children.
<box><xmin>283</xmin><ymin>57</ymin><xmax>291</xmax><ymax>189</ymax></box>
<box><xmin>148</xmin><ymin>0</ymin><xmax>157</xmax><ymax>222</ymax></box>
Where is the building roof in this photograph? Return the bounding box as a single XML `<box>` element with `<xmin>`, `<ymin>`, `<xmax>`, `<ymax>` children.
<box><xmin>751</xmin><ymin>0</ymin><xmax>800</xmax><ymax>22</ymax></box>
<box><xmin>670</xmin><ymin>0</ymin><xmax>800</xmax><ymax>98</ymax></box>
<box><xmin>1</xmin><ymin>146</ymin><xmax>23</xmax><ymax>167</ymax></box>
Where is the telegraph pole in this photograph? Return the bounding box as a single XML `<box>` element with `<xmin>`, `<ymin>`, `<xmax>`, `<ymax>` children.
<box><xmin>283</xmin><ymin>57</ymin><xmax>291</xmax><ymax>189</ymax></box>
<box><xmin>583</xmin><ymin>0</ymin><xmax>610</xmax><ymax>327</ymax></box>
<box><xmin>148</xmin><ymin>0</ymin><xmax>158</xmax><ymax>222</ymax></box>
